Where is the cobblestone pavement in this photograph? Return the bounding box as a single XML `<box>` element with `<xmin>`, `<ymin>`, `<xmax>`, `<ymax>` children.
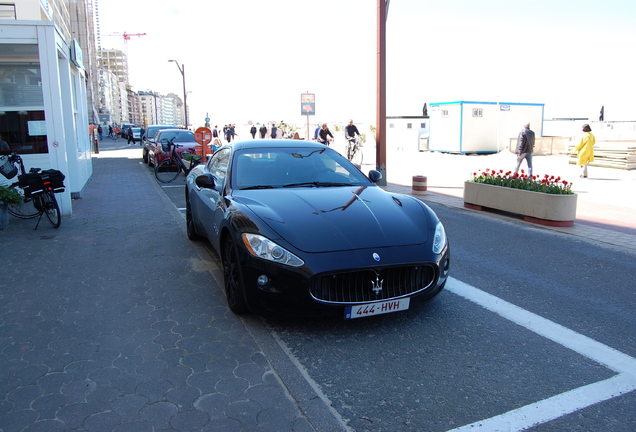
<box><xmin>0</xmin><ymin>145</ymin><xmax>317</xmax><ymax>432</ymax></box>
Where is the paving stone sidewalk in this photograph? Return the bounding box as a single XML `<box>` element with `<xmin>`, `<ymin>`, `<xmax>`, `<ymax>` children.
<box><xmin>0</xmin><ymin>150</ymin><xmax>315</xmax><ymax>431</ymax></box>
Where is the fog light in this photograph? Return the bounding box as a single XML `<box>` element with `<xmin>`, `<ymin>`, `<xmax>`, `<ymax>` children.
<box><xmin>257</xmin><ymin>275</ymin><xmax>269</xmax><ymax>286</ymax></box>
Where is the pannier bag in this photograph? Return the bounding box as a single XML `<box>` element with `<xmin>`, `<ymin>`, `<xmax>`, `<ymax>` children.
<box><xmin>0</xmin><ymin>155</ymin><xmax>17</xmax><ymax>179</ymax></box>
<box><xmin>18</xmin><ymin>172</ymin><xmax>45</xmax><ymax>197</ymax></box>
<box><xmin>18</xmin><ymin>169</ymin><xmax>65</xmax><ymax>197</ymax></box>
<box><xmin>41</xmin><ymin>169</ymin><xmax>66</xmax><ymax>193</ymax></box>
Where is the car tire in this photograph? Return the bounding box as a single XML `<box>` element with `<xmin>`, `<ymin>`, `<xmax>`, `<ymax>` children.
<box><xmin>222</xmin><ymin>236</ymin><xmax>249</xmax><ymax>314</ymax></box>
<box><xmin>185</xmin><ymin>195</ymin><xmax>202</xmax><ymax>241</ymax></box>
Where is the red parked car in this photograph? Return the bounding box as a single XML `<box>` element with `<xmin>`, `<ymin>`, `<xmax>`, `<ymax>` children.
<box><xmin>148</xmin><ymin>129</ymin><xmax>198</xmax><ymax>167</ymax></box>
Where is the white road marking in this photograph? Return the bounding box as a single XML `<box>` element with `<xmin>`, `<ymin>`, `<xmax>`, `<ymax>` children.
<box><xmin>446</xmin><ymin>277</ymin><xmax>636</xmax><ymax>431</ymax></box>
<box><xmin>270</xmin><ymin>330</ymin><xmax>355</xmax><ymax>432</ymax></box>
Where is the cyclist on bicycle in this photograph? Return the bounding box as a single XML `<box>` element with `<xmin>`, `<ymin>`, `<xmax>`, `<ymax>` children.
<box><xmin>317</xmin><ymin>123</ymin><xmax>334</xmax><ymax>146</ymax></box>
<box><xmin>344</xmin><ymin>119</ymin><xmax>361</xmax><ymax>144</ymax></box>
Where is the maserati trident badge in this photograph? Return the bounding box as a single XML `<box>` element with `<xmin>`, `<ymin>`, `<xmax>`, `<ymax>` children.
<box><xmin>371</xmin><ymin>273</ymin><xmax>384</xmax><ymax>296</ymax></box>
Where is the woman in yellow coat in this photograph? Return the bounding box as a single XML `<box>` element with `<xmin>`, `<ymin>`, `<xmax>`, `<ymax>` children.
<box><xmin>575</xmin><ymin>124</ymin><xmax>595</xmax><ymax>178</ymax></box>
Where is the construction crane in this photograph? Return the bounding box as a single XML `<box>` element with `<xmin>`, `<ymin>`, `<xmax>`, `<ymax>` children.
<box><xmin>102</xmin><ymin>32</ymin><xmax>147</xmax><ymax>55</ymax></box>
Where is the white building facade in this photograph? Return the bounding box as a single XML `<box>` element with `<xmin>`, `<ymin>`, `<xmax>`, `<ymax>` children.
<box><xmin>1</xmin><ymin>2</ymin><xmax>94</xmax><ymax>214</ymax></box>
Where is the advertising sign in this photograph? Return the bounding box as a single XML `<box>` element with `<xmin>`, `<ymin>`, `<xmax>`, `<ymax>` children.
<box><xmin>301</xmin><ymin>93</ymin><xmax>315</xmax><ymax>116</ymax></box>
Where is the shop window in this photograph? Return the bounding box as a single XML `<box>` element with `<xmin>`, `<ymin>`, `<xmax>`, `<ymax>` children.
<box><xmin>0</xmin><ymin>56</ymin><xmax>47</xmax><ymax>154</ymax></box>
<box><xmin>0</xmin><ymin>110</ymin><xmax>48</xmax><ymax>154</ymax></box>
<box><xmin>0</xmin><ymin>63</ymin><xmax>44</xmax><ymax>107</ymax></box>
<box><xmin>407</xmin><ymin>123</ymin><xmax>412</xmax><ymax>129</ymax></box>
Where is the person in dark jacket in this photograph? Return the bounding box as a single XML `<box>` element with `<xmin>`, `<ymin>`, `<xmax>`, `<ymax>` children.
<box><xmin>250</xmin><ymin>125</ymin><xmax>257</xmax><ymax>139</ymax></box>
<box><xmin>513</xmin><ymin>122</ymin><xmax>535</xmax><ymax>176</ymax></box>
<box><xmin>259</xmin><ymin>124</ymin><xmax>267</xmax><ymax>139</ymax></box>
<box><xmin>317</xmin><ymin>123</ymin><xmax>334</xmax><ymax>146</ymax></box>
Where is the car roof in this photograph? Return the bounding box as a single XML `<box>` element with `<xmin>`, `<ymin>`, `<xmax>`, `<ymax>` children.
<box><xmin>229</xmin><ymin>139</ymin><xmax>327</xmax><ymax>151</ymax></box>
<box><xmin>157</xmin><ymin>128</ymin><xmax>192</xmax><ymax>133</ymax></box>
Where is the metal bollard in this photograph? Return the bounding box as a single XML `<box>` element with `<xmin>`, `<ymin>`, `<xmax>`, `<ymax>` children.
<box><xmin>412</xmin><ymin>175</ymin><xmax>427</xmax><ymax>195</ymax></box>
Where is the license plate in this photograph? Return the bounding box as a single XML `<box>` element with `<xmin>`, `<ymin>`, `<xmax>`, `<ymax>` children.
<box><xmin>345</xmin><ymin>298</ymin><xmax>410</xmax><ymax>319</ymax></box>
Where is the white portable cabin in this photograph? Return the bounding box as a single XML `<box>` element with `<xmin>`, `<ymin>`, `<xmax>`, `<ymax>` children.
<box><xmin>386</xmin><ymin>116</ymin><xmax>429</xmax><ymax>151</ymax></box>
<box><xmin>429</xmin><ymin>101</ymin><xmax>544</xmax><ymax>154</ymax></box>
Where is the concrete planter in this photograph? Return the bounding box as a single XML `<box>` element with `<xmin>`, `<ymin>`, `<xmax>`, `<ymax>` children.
<box><xmin>463</xmin><ymin>181</ymin><xmax>577</xmax><ymax>226</ymax></box>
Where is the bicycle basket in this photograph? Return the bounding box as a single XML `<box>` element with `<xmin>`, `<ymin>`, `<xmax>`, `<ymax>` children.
<box><xmin>181</xmin><ymin>151</ymin><xmax>201</xmax><ymax>163</ymax></box>
<box><xmin>161</xmin><ymin>142</ymin><xmax>171</xmax><ymax>155</ymax></box>
<box><xmin>0</xmin><ymin>155</ymin><xmax>17</xmax><ymax>179</ymax></box>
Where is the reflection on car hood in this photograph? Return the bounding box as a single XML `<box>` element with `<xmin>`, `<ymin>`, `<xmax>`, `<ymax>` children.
<box><xmin>235</xmin><ymin>186</ymin><xmax>430</xmax><ymax>253</ymax></box>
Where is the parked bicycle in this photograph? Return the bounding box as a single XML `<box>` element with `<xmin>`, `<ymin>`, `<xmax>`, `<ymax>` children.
<box><xmin>154</xmin><ymin>138</ymin><xmax>202</xmax><ymax>183</ymax></box>
<box><xmin>346</xmin><ymin>136</ymin><xmax>364</xmax><ymax>167</ymax></box>
<box><xmin>0</xmin><ymin>151</ymin><xmax>65</xmax><ymax>229</ymax></box>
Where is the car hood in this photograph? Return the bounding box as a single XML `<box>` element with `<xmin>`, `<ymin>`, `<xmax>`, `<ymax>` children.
<box><xmin>235</xmin><ymin>186</ymin><xmax>431</xmax><ymax>253</ymax></box>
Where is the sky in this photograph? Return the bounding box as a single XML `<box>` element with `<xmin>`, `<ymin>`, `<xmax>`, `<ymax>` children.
<box><xmin>96</xmin><ymin>0</ymin><xmax>636</xmax><ymax>128</ymax></box>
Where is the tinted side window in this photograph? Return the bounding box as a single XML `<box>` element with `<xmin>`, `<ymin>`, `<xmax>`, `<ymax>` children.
<box><xmin>208</xmin><ymin>148</ymin><xmax>230</xmax><ymax>188</ymax></box>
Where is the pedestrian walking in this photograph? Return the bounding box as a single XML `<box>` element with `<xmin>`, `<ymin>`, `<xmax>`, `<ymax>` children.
<box><xmin>259</xmin><ymin>124</ymin><xmax>267</xmax><ymax>139</ymax></box>
<box><xmin>513</xmin><ymin>122</ymin><xmax>535</xmax><ymax>176</ymax></box>
<box><xmin>212</xmin><ymin>125</ymin><xmax>219</xmax><ymax>140</ymax></box>
<box><xmin>250</xmin><ymin>125</ymin><xmax>257</xmax><ymax>139</ymax></box>
<box><xmin>139</xmin><ymin>127</ymin><xmax>145</xmax><ymax>146</ymax></box>
<box><xmin>108</xmin><ymin>125</ymin><xmax>114</xmax><ymax>139</ymax></box>
<box><xmin>113</xmin><ymin>126</ymin><xmax>119</xmax><ymax>142</ymax></box>
<box><xmin>127</xmin><ymin>126</ymin><xmax>134</xmax><ymax>145</ymax></box>
<box><xmin>574</xmin><ymin>124</ymin><xmax>596</xmax><ymax>178</ymax></box>
<box><xmin>225</xmin><ymin>125</ymin><xmax>234</xmax><ymax>143</ymax></box>
<box><xmin>271</xmin><ymin>124</ymin><xmax>278</xmax><ymax>139</ymax></box>
<box><xmin>97</xmin><ymin>125</ymin><xmax>103</xmax><ymax>141</ymax></box>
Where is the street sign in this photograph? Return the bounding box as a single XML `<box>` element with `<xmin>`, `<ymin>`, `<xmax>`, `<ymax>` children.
<box><xmin>194</xmin><ymin>126</ymin><xmax>213</xmax><ymax>163</ymax></box>
<box><xmin>194</xmin><ymin>127</ymin><xmax>212</xmax><ymax>145</ymax></box>
<box><xmin>301</xmin><ymin>93</ymin><xmax>315</xmax><ymax>116</ymax></box>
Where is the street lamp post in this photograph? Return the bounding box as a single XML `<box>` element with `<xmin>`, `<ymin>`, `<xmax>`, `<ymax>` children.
<box><xmin>168</xmin><ymin>60</ymin><xmax>188</xmax><ymax>129</ymax></box>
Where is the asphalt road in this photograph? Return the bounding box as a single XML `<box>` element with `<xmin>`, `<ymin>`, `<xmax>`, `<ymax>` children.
<box><xmin>146</xmin><ymin>159</ymin><xmax>636</xmax><ymax>432</ymax></box>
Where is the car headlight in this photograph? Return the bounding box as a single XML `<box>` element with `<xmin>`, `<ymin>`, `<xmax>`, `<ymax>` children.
<box><xmin>242</xmin><ymin>233</ymin><xmax>304</xmax><ymax>267</ymax></box>
<box><xmin>432</xmin><ymin>221</ymin><xmax>447</xmax><ymax>254</ymax></box>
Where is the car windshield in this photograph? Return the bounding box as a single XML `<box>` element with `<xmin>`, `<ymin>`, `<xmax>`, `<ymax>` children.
<box><xmin>147</xmin><ymin>126</ymin><xmax>176</xmax><ymax>138</ymax></box>
<box><xmin>159</xmin><ymin>131</ymin><xmax>195</xmax><ymax>142</ymax></box>
<box><xmin>232</xmin><ymin>147</ymin><xmax>372</xmax><ymax>190</ymax></box>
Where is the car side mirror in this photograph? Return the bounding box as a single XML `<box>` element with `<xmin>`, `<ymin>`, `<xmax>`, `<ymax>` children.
<box><xmin>195</xmin><ymin>173</ymin><xmax>216</xmax><ymax>189</ymax></box>
<box><xmin>368</xmin><ymin>170</ymin><xmax>382</xmax><ymax>183</ymax></box>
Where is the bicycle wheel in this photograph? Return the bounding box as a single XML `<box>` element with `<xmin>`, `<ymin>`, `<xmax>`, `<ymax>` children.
<box><xmin>155</xmin><ymin>158</ymin><xmax>181</xmax><ymax>183</ymax></box>
<box><xmin>350</xmin><ymin>144</ymin><xmax>363</xmax><ymax>167</ymax></box>
<box><xmin>39</xmin><ymin>191</ymin><xmax>61</xmax><ymax>228</ymax></box>
<box><xmin>7</xmin><ymin>187</ymin><xmax>40</xmax><ymax>219</ymax></box>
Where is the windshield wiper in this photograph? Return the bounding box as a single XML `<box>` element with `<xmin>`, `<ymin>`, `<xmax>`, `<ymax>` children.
<box><xmin>240</xmin><ymin>185</ymin><xmax>276</xmax><ymax>190</ymax></box>
<box><xmin>315</xmin><ymin>182</ymin><xmax>354</xmax><ymax>187</ymax></box>
<box><xmin>283</xmin><ymin>182</ymin><xmax>319</xmax><ymax>188</ymax></box>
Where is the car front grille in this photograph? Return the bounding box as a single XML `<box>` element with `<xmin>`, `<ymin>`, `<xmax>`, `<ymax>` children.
<box><xmin>309</xmin><ymin>265</ymin><xmax>437</xmax><ymax>304</ymax></box>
